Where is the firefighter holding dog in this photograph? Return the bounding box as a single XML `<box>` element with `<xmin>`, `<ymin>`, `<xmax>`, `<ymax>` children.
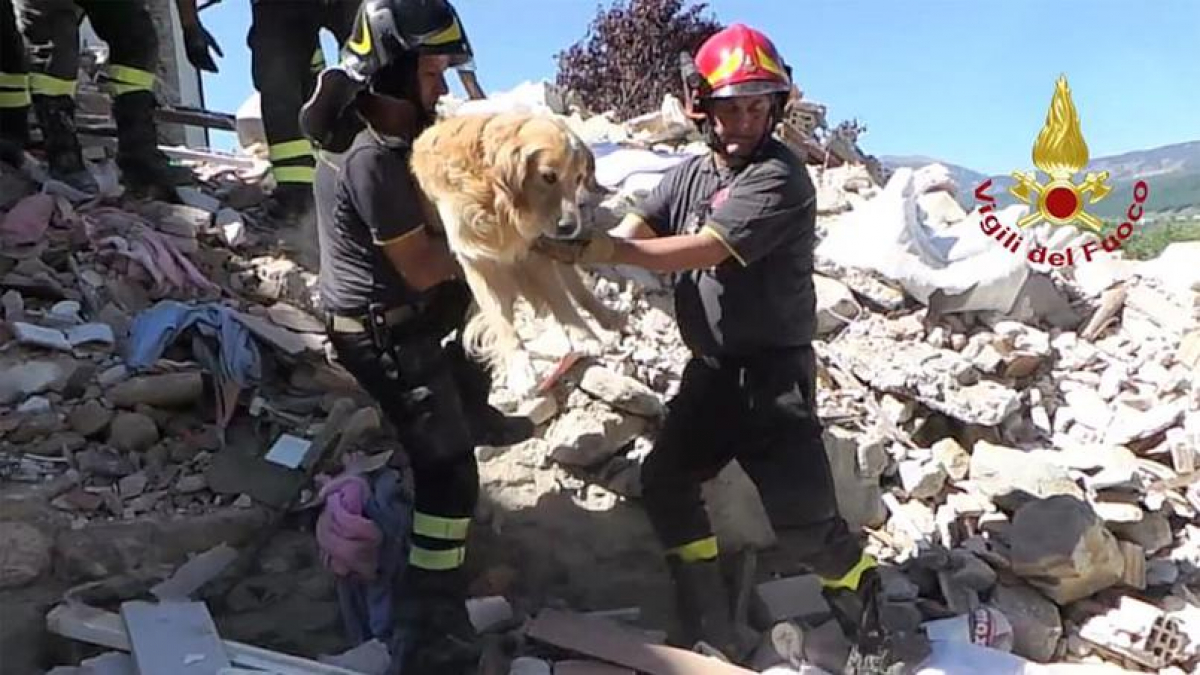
<box><xmin>537</xmin><ymin>24</ymin><xmax>932</xmax><ymax>674</ymax></box>
<box><xmin>299</xmin><ymin>0</ymin><xmax>529</xmax><ymax>672</ymax></box>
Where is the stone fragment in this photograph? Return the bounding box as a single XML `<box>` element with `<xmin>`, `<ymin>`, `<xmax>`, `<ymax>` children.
<box><xmin>988</xmin><ymin>582</ymin><xmax>1062</xmax><ymax>662</ymax></box>
<box><xmin>898</xmin><ymin>459</ymin><xmax>946</xmax><ymax>499</ymax></box>
<box><xmin>108</xmin><ymin>412</ymin><xmax>160</xmax><ymax>453</ymax></box>
<box><xmin>578</xmin><ymin>365</ymin><xmax>664</xmax><ymax>417</ymax></box>
<box><xmin>931</xmin><ymin>437</ymin><xmax>969</xmax><ymax>481</ymax></box>
<box><xmin>1009</xmin><ymin>495</ymin><xmax>1125</xmax><ymax>604</ymax></box>
<box><xmin>0</xmin><ymin>522</ymin><xmax>52</xmax><ymax>590</ymax></box>
<box><xmin>814</xmin><ymin>274</ymin><xmax>861</xmax><ymax>335</ymax></box>
<box><xmin>68</xmin><ymin>399</ymin><xmax>113</xmax><ymax>437</ymax></box>
<box><xmin>968</xmin><ymin>441</ymin><xmax>1083</xmax><ymax>511</ymax></box>
<box><xmin>1110</xmin><ymin>512</ymin><xmax>1173</xmax><ymax>555</ymax></box>
<box><xmin>108</xmin><ymin>372</ymin><xmax>203</xmax><ymax>408</ymax></box>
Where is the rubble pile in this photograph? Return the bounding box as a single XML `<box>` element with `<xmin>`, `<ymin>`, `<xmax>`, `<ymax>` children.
<box><xmin>2</xmin><ymin>77</ymin><xmax>1199</xmax><ymax>674</ymax></box>
<box><xmin>478</xmin><ymin>138</ymin><xmax>1200</xmax><ymax>670</ymax></box>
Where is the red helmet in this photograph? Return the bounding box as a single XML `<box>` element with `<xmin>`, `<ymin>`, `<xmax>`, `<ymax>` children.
<box><xmin>693</xmin><ymin>23</ymin><xmax>791</xmax><ymax>99</ymax></box>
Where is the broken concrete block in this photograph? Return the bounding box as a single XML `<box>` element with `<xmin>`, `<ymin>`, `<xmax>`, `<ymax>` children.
<box><xmin>948</xmin><ymin>549</ymin><xmax>997</xmax><ymax>591</ymax></box>
<box><xmin>579</xmin><ymin>365</ymin><xmax>664</xmax><ymax>418</ymax></box>
<box><xmin>546</xmin><ymin>406</ymin><xmax>645</xmax><ymax>467</ymax></box>
<box><xmin>1078</xmin><ymin>596</ymin><xmax>1188</xmax><ymax>671</ymax></box>
<box><xmin>1110</xmin><ymin>512</ymin><xmax>1173</xmax><ymax>555</ymax></box>
<box><xmin>824</xmin><ymin>426</ymin><xmax>886</xmax><ymax>529</ymax></box>
<box><xmin>969</xmin><ymin>441</ymin><xmax>1083</xmax><ymax>512</ymax></box>
<box><xmin>988</xmin><ymin>582</ymin><xmax>1062</xmax><ymax>662</ymax></box>
<box><xmin>0</xmin><ymin>522</ymin><xmax>53</xmax><ymax>590</ymax></box>
<box><xmin>1105</xmin><ymin>401</ymin><xmax>1184</xmax><ymax>446</ymax></box>
<box><xmin>108</xmin><ymin>412</ymin><xmax>160</xmax><ymax>453</ymax></box>
<box><xmin>0</xmin><ymin>359</ymin><xmax>74</xmax><ymax>405</ymax></box>
<box><xmin>1063</xmin><ymin>388</ymin><xmax>1113</xmax><ymax>431</ymax></box>
<box><xmin>1119</xmin><ymin>541</ymin><xmax>1146</xmax><ymax>590</ymax></box>
<box><xmin>12</xmin><ymin>321</ymin><xmax>72</xmax><ymax>351</ymax></box>
<box><xmin>898</xmin><ymin>459</ymin><xmax>947</xmax><ymax>499</ymax></box>
<box><xmin>703</xmin><ymin>461</ymin><xmax>776</xmax><ymax>550</ymax></box>
<box><xmin>1177</xmin><ymin>329</ymin><xmax>1200</xmax><ymax>371</ymax></box>
<box><xmin>827</xmin><ymin>336</ymin><xmax>1021</xmax><ymax>426</ymax></box>
<box><xmin>467</xmin><ymin>596</ymin><xmax>513</xmax><ymax>633</ymax></box>
<box><xmin>68</xmin><ymin>399</ymin><xmax>113</xmax><ymax>437</ymax></box>
<box><xmin>516</xmin><ymin>394</ymin><xmax>558</xmax><ymax>426</ymax></box>
<box><xmin>108</xmin><ymin>372</ymin><xmax>204</xmax><ymax>409</ymax></box>
<box><xmin>751</xmin><ymin>574</ymin><xmax>829</xmax><ymax>627</ymax></box>
<box><xmin>1009</xmin><ymin>496</ymin><xmax>1125</xmax><ymax>604</ymax></box>
<box><xmin>814</xmin><ymin>274</ymin><xmax>861</xmax><ymax>335</ymax></box>
<box><xmin>931</xmin><ymin>438</ymin><xmax>969</xmax><ymax>481</ymax></box>
<box><xmin>1146</xmin><ymin>559</ymin><xmax>1179</xmax><ymax>587</ymax></box>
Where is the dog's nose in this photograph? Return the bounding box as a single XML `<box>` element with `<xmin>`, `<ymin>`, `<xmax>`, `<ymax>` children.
<box><xmin>555</xmin><ymin>212</ymin><xmax>582</xmax><ymax>239</ymax></box>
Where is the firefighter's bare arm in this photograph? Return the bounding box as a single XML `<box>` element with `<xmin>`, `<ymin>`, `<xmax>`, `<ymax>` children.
<box><xmin>380</xmin><ymin>228</ymin><xmax>461</xmax><ymax>292</ymax></box>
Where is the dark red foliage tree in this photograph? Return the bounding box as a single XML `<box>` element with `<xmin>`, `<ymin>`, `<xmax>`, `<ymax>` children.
<box><xmin>555</xmin><ymin>0</ymin><xmax>722</xmax><ymax>121</ymax></box>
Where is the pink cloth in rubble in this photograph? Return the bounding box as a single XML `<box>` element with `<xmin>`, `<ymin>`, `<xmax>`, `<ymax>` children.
<box><xmin>82</xmin><ymin>207</ymin><xmax>218</xmax><ymax>296</ymax></box>
<box><xmin>1</xmin><ymin>193</ymin><xmax>55</xmax><ymax>246</ymax></box>
<box><xmin>316</xmin><ymin>474</ymin><xmax>383</xmax><ymax>581</ymax></box>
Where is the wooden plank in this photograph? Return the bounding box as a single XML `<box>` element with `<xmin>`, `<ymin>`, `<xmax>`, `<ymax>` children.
<box><xmin>120</xmin><ymin>601</ymin><xmax>231</xmax><ymax>675</ymax></box>
<box><xmin>525</xmin><ymin>608</ymin><xmax>755</xmax><ymax>675</ymax></box>
<box><xmin>46</xmin><ymin>604</ymin><xmax>367</xmax><ymax>675</ymax></box>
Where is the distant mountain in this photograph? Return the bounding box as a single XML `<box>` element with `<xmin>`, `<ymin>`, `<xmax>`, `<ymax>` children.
<box><xmin>879</xmin><ymin>155</ymin><xmax>988</xmax><ymax>196</ymax></box>
<box><xmin>880</xmin><ymin>141</ymin><xmax>1200</xmax><ymax>220</ymax></box>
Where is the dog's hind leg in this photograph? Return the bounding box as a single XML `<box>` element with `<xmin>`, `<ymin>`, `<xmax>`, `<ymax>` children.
<box><xmin>458</xmin><ymin>258</ymin><xmax>540</xmax><ymax>397</ymax></box>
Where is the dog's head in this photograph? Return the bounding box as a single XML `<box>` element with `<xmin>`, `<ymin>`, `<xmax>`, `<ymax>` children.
<box><xmin>491</xmin><ymin>115</ymin><xmax>608</xmax><ymax>243</ymax></box>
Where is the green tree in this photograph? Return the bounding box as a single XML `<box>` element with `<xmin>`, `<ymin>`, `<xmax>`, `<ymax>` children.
<box><xmin>555</xmin><ymin>0</ymin><xmax>722</xmax><ymax>121</ymax></box>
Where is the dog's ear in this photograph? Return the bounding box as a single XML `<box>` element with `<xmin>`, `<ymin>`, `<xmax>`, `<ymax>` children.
<box><xmin>581</xmin><ymin>147</ymin><xmax>611</xmax><ymax>197</ymax></box>
<box><xmin>493</xmin><ymin>140</ymin><xmax>532</xmax><ymax>206</ymax></box>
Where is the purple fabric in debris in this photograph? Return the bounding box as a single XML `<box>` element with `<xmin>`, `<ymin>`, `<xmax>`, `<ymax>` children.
<box><xmin>0</xmin><ymin>193</ymin><xmax>55</xmax><ymax>246</ymax></box>
<box><xmin>125</xmin><ymin>300</ymin><xmax>262</xmax><ymax>388</ymax></box>
<box><xmin>332</xmin><ymin>467</ymin><xmax>412</xmax><ymax>650</ymax></box>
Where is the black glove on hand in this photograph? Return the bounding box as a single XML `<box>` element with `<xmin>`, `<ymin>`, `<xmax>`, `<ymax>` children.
<box><xmin>183</xmin><ymin>23</ymin><xmax>223</xmax><ymax>73</ymax></box>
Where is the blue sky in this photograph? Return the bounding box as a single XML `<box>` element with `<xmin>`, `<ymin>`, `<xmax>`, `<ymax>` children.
<box><xmin>196</xmin><ymin>0</ymin><xmax>1200</xmax><ymax>174</ymax></box>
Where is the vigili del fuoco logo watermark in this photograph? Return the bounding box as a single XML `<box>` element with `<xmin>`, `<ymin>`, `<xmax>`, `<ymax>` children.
<box><xmin>973</xmin><ymin>75</ymin><xmax>1150</xmax><ymax>267</ymax></box>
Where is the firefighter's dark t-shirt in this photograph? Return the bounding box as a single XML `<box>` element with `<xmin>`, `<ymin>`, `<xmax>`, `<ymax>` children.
<box><xmin>315</xmin><ymin>129</ymin><xmax>426</xmax><ymax>314</ymax></box>
<box><xmin>632</xmin><ymin>138</ymin><xmax>818</xmax><ymax>357</ymax></box>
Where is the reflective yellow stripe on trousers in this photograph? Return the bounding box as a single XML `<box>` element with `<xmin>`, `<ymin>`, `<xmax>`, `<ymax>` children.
<box><xmin>412</xmin><ymin>512</ymin><xmax>471</xmax><ymax>540</ymax></box>
<box><xmin>408</xmin><ymin>545</ymin><xmax>466</xmax><ymax>571</ymax></box>
<box><xmin>269</xmin><ymin>139</ymin><xmax>314</xmax><ymax>162</ymax></box>
<box><xmin>0</xmin><ymin>90</ymin><xmax>31</xmax><ymax>108</ymax></box>
<box><xmin>668</xmin><ymin>535</ymin><xmax>719</xmax><ymax>563</ymax></box>
<box><xmin>29</xmin><ymin>73</ymin><xmax>76</xmax><ymax>97</ymax></box>
<box><xmin>272</xmin><ymin>166</ymin><xmax>315</xmax><ymax>184</ymax></box>
<box><xmin>409</xmin><ymin>511</ymin><xmax>470</xmax><ymax>570</ymax></box>
<box><xmin>106</xmin><ymin>64</ymin><xmax>155</xmax><ymax>96</ymax></box>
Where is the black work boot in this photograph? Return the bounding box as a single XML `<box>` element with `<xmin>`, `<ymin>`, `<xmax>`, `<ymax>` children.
<box><xmin>31</xmin><ymin>95</ymin><xmax>97</xmax><ymax>192</ymax></box>
<box><xmin>255</xmin><ymin>182</ymin><xmax>314</xmax><ymax>228</ymax></box>
<box><xmin>666</xmin><ymin>557</ymin><xmax>742</xmax><ymax>660</ymax></box>
<box><xmin>0</xmin><ymin>106</ymin><xmax>30</xmax><ymax>167</ymax></box>
<box><xmin>822</xmin><ymin>565</ymin><xmax>932</xmax><ymax>675</ymax></box>
<box><xmin>444</xmin><ymin>340</ymin><xmax>535</xmax><ymax>448</ymax></box>
<box><xmin>391</xmin><ymin>567</ymin><xmax>481</xmax><ymax>675</ymax></box>
<box><xmin>112</xmin><ymin>91</ymin><xmax>193</xmax><ymax>200</ymax></box>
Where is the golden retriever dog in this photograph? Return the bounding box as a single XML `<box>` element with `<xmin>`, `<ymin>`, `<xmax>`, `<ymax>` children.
<box><xmin>409</xmin><ymin>112</ymin><xmax>623</xmax><ymax>394</ymax></box>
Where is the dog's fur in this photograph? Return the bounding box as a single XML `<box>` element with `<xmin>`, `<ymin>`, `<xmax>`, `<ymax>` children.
<box><xmin>410</xmin><ymin>112</ymin><xmax>623</xmax><ymax>387</ymax></box>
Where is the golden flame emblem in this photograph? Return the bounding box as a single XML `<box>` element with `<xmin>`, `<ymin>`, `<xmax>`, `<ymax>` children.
<box><xmin>1010</xmin><ymin>75</ymin><xmax>1112</xmax><ymax>232</ymax></box>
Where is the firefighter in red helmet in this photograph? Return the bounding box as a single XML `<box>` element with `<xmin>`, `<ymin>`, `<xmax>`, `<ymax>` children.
<box><xmin>537</xmin><ymin>24</ymin><xmax>932</xmax><ymax>674</ymax></box>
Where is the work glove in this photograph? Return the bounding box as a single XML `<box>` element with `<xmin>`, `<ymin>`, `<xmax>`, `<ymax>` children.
<box><xmin>182</xmin><ymin>23</ymin><xmax>223</xmax><ymax>73</ymax></box>
<box><xmin>533</xmin><ymin>230</ymin><xmax>617</xmax><ymax>265</ymax></box>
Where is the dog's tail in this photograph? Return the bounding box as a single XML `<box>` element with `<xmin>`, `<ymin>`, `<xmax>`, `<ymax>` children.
<box><xmin>461</xmin><ymin>309</ymin><xmax>516</xmax><ymax>374</ymax></box>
